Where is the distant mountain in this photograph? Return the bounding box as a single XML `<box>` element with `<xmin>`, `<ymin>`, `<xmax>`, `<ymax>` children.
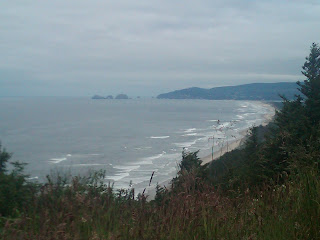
<box><xmin>157</xmin><ymin>82</ymin><xmax>300</xmax><ymax>100</ymax></box>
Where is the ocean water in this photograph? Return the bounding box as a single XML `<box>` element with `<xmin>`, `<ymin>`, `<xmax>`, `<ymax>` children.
<box><xmin>0</xmin><ymin>98</ymin><xmax>271</xmax><ymax>192</ymax></box>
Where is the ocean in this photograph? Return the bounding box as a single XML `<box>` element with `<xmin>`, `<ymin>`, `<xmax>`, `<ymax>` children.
<box><xmin>0</xmin><ymin>97</ymin><xmax>272</xmax><ymax>192</ymax></box>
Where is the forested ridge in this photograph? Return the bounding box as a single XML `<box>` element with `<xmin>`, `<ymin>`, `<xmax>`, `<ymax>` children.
<box><xmin>157</xmin><ymin>82</ymin><xmax>299</xmax><ymax>100</ymax></box>
<box><xmin>1</xmin><ymin>43</ymin><xmax>320</xmax><ymax>239</ymax></box>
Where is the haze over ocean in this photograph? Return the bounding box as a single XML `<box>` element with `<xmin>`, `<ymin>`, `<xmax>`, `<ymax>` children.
<box><xmin>0</xmin><ymin>97</ymin><xmax>271</xmax><ymax>192</ymax></box>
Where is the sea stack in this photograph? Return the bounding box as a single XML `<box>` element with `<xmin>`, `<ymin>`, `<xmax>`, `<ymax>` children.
<box><xmin>115</xmin><ymin>94</ymin><xmax>129</xmax><ymax>99</ymax></box>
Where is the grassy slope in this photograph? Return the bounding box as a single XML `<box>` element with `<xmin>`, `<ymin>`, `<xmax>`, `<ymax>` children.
<box><xmin>1</xmin><ymin>163</ymin><xmax>319</xmax><ymax>239</ymax></box>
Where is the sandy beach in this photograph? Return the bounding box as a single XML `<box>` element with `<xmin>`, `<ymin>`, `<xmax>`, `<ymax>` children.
<box><xmin>200</xmin><ymin>129</ymin><xmax>248</xmax><ymax>165</ymax></box>
<box><xmin>201</xmin><ymin>102</ymin><xmax>276</xmax><ymax>165</ymax></box>
<box><xmin>146</xmin><ymin>101</ymin><xmax>276</xmax><ymax>200</ymax></box>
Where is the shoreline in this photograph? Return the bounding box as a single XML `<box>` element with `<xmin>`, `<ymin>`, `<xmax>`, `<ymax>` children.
<box><xmin>201</xmin><ymin>101</ymin><xmax>275</xmax><ymax>165</ymax></box>
<box><xmin>146</xmin><ymin>101</ymin><xmax>276</xmax><ymax>200</ymax></box>
<box><xmin>200</xmin><ymin>129</ymin><xmax>248</xmax><ymax>165</ymax></box>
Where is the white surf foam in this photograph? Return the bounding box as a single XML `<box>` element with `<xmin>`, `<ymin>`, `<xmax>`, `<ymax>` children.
<box><xmin>137</xmin><ymin>151</ymin><xmax>167</xmax><ymax>165</ymax></box>
<box><xmin>134</xmin><ymin>146</ymin><xmax>153</xmax><ymax>151</ymax></box>
<box><xmin>68</xmin><ymin>163</ymin><xmax>110</xmax><ymax>167</ymax></box>
<box><xmin>109</xmin><ymin>165</ymin><xmax>141</xmax><ymax>182</ymax></box>
<box><xmin>110</xmin><ymin>172</ymin><xmax>130</xmax><ymax>181</ymax></box>
<box><xmin>49</xmin><ymin>157</ymin><xmax>67</xmax><ymax>164</ymax></box>
<box><xmin>174</xmin><ymin>139</ymin><xmax>198</xmax><ymax>148</ymax></box>
<box><xmin>113</xmin><ymin>165</ymin><xmax>141</xmax><ymax>171</ymax></box>
<box><xmin>182</xmin><ymin>133</ymin><xmax>197</xmax><ymax>136</ymax></box>
<box><xmin>184</xmin><ymin>128</ymin><xmax>197</xmax><ymax>133</ymax></box>
<box><xmin>146</xmin><ymin>151</ymin><xmax>166</xmax><ymax>160</ymax></box>
<box><xmin>27</xmin><ymin>176</ymin><xmax>39</xmax><ymax>180</ymax></box>
<box><xmin>150</xmin><ymin>136</ymin><xmax>170</xmax><ymax>139</ymax></box>
<box><xmin>219</xmin><ymin>122</ymin><xmax>231</xmax><ymax>128</ymax></box>
<box><xmin>236</xmin><ymin>114</ymin><xmax>245</xmax><ymax>119</ymax></box>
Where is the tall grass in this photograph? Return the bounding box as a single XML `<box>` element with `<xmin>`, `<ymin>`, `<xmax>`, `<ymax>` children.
<box><xmin>1</xmin><ymin>164</ymin><xmax>319</xmax><ymax>239</ymax></box>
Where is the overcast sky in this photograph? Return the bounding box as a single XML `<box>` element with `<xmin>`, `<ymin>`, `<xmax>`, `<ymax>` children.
<box><xmin>1</xmin><ymin>1</ymin><xmax>319</xmax><ymax>97</ymax></box>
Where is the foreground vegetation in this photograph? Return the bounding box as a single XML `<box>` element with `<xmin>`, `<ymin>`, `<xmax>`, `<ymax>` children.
<box><xmin>1</xmin><ymin>43</ymin><xmax>320</xmax><ymax>239</ymax></box>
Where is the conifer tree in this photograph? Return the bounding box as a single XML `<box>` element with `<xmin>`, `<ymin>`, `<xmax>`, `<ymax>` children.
<box><xmin>0</xmin><ymin>143</ymin><xmax>11</xmax><ymax>173</ymax></box>
<box><xmin>298</xmin><ymin>43</ymin><xmax>320</xmax><ymax>125</ymax></box>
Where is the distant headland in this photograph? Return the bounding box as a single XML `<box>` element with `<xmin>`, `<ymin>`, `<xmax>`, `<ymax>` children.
<box><xmin>157</xmin><ymin>82</ymin><xmax>299</xmax><ymax>101</ymax></box>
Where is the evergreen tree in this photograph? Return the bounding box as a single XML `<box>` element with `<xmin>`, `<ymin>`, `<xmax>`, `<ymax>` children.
<box><xmin>298</xmin><ymin>42</ymin><xmax>320</xmax><ymax>125</ymax></box>
<box><xmin>0</xmin><ymin>143</ymin><xmax>11</xmax><ymax>174</ymax></box>
<box><xmin>179</xmin><ymin>150</ymin><xmax>202</xmax><ymax>173</ymax></box>
<box><xmin>0</xmin><ymin>144</ymin><xmax>37</xmax><ymax>217</ymax></box>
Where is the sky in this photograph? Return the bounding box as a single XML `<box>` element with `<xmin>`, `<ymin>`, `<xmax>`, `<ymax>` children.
<box><xmin>1</xmin><ymin>1</ymin><xmax>320</xmax><ymax>97</ymax></box>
